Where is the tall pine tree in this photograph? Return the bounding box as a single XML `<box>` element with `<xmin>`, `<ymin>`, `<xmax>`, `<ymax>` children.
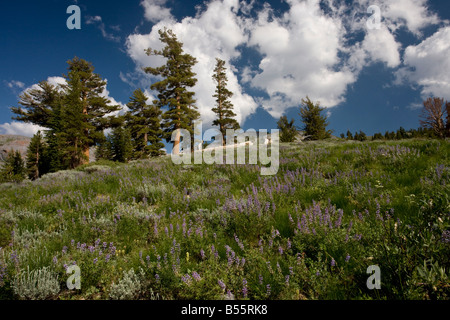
<box><xmin>125</xmin><ymin>89</ymin><xmax>164</xmax><ymax>158</ymax></box>
<box><xmin>26</xmin><ymin>131</ymin><xmax>48</xmax><ymax>180</ymax></box>
<box><xmin>61</xmin><ymin>57</ymin><xmax>121</xmax><ymax>165</ymax></box>
<box><xmin>11</xmin><ymin>81</ymin><xmax>64</xmax><ymax>172</ymax></box>
<box><xmin>212</xmin><ymin>58</ymin><xmax>239</xmax><ymax>145</ymax></box>
<box><xmin>299</xmin><ymin>97</ymin><xmax>332</xmax><ymax>140</ymax></box>
<box><xmin>144</xmin><ymin>28</ymin><xmax>199</xmax><ymax>154</ymax></box>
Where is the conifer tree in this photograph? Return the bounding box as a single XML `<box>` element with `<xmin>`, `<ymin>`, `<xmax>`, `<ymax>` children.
<box><xmin>1</xmin><ymin>150</ymin><xmax>26</xmax><ymax>183</ymax></box>
<box><xmin>11</xmin><ymin>81</ymin><xmax>61</xmax><ymax>128</ymax></box>
<box><xmin>110</xmin><ymin>127</ymin><xmax>133</xmax><ymax>163</ymax></box>
<box><xmin>299</xmin><ymin>97</ymin><xmax>332</xmax><ymax>140</ymax></box>
<box><xmin>212</xmin><ymin>58</ymin><xmax>239</xmax><ymax>145</ymax></box>
<box><xmin>125</xmin><ymin>89</ymin><xmax>164</xmax><ymax>158</ymax></box>
<box><xmin>144</xmin><ymin>28</ymin><xmax>199</xmax><ymax>154</ymax></box>
<box><xmin>26</xmin><ymin>131</ymin><xmax>48</xmax><ymax>180</ymax></box>
<box><xmin>277</xmin><ymin>116</ymin><xmax>297</xmax><ymax>142</ymax></box>
<box><xmin>11</xmin><ymin>81</ymin><xmax>64</xmax><ymax>172</ymax></box>
<box><xmin>61</xmin><ymin>57</ymin><xmax>120</xmax><ymax>164</ymax></box>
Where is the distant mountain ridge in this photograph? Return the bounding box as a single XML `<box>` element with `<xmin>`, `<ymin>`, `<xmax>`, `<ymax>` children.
<box><xmin>0</xmin><ymin>135</ymin><xmax>31</xmax><ymax>161</ymax></box>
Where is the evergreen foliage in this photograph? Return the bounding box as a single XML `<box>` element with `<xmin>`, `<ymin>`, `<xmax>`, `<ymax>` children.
<box><xmin>277</xmin><ymin>116</ymin><xmax>297</xmax><ymax>142</ymax></box>
<box><xmin>211</xmin><ymin>58</ymin><xmax>239</xmax><ymax>145</ymax></box>
<box><xmin>143</xmin><ymin>28</ymin><xmax>199</xmax><ymax>153</ymax></box>
<box><xmin>299</xmin><ymin>97</ymin><xmax>332</xmax><ymax>140</ymax></box>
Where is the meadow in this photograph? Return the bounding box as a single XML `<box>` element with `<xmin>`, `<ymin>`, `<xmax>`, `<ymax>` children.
<box><xmin>0</xmin><ymin>138</ymin><xmax>448</xmax><ymax>300</ymax></box>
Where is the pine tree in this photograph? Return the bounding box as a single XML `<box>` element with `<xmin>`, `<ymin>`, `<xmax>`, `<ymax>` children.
<box><xmin>144</xmin><ymin>28</ymin><xmax>199</xmax><ymax>154</ymax></box>
<box><xmin>26</xmin><ymin>131</ymin><xmax>48</xmax><ymax>180</ymax></box>
<box><xmin>11</xmin><ymin>81</ymin><xmax>61</xmax><ymax>128</ymax></box>
<box><xmin>1</xmin><ymin>150</ymin><xmax>26</xmax><ymax>183</ymax></box>
<box><xmin>58</xmin><ymin>71</ymin><xmax>91</xmax><ymax>168</ymax></box>
<box><xmin>299</xmin><ymin>97</ymin><xmax>332</xmax><ymax>140</ymax></box>
<box><xmin>346</xmin><ymin>130</ymin><xmax>353</xmax><ymax>140</ymax></box>
<box><xmin>277</xmin><ymin>116</ymin><xmax>297</xmax><ymax>142</ymax></box>
<box><xmin>106</xmin><ymin>127</ymin><xmax>133</xmax><ymax>163</ymax></box>
<box><xmin>212</xmin><ymin>58</ymin><xmax>239</xmax><ymax>145</ymax></box>
<box><xmin>61</xmin><ymin>57</ymin><xmax>121</xmax><ymax>164</ymax></box>
<box><xmin>125</xmin><ymin>89</ymin><xmax>164</xmax><ymax>158</ymax></box>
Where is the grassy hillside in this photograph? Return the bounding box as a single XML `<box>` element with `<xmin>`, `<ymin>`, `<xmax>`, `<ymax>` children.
<box><xmin>0</xmin><ymin>138</ymin><xmax>449</xmax><ymax>300</ymax></box>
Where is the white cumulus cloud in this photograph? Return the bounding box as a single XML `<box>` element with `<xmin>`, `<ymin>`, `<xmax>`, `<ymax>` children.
<box><xmin>396</xmin><ymin>26</ymin><xmax>450</xmax><ymax>99</ymax></box>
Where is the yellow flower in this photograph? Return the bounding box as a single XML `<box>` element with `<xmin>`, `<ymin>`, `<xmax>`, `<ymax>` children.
<box><xmin>186</xmin><ymin>252</ymin><xmax>190</xmax><ymax>262</ymax></box>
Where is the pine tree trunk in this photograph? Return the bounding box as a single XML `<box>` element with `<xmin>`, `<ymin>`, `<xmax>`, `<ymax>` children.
<box><xmin>173</xmin><ymin>95</ymin><xmax>181</xmax><ymax>155</ymax></box>
<box><xmin>82</xmin><ymin>96</ymin><xmax>90</xmax><ymax>164</ymax></box>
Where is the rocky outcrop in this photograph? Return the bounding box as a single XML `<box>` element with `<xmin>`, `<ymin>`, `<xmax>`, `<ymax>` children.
<box><xmin>0</xmin><ymin>135</ymin><xmax>31</xmax><ymax>161</ymax></box>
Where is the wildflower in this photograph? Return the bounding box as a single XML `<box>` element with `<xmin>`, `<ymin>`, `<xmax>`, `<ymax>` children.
<box><xmin>105</xmin><ymin>254</ymin><xmax>111</xmax><ymax>263</ymax></box>
<box><xmin>192</xmin><ymin>271</ymin><xmax>201</xmax><ymax>281</ymax></box>
<box><xmin>53</xmin><ymin>256</ymin><xmax>58</xmax><ymax>264</ymax></box>
<box><xmin>186</xmin><ymin>252</ymin><xmax>190</xmax><ymax>262</ymax></box>
<box><xmin>242</xmin><ymin>279</ymin><xmax>248</xmax><ymax>298</ymax></box>
<box><xmin>155</xmin><ymin>274</ymin><xmax>160</xmax><ymax>282</ymax></box>
<box><xmin>345</xmin><ymin>254</ymin><xmax>351</xmax><ymax>262</ymax></box>
<box><xmin>278</xmin><ymin>246</ymin><xmax>284</xmax><ymax>255</ymax></box>
<box><xmin>218</xmin><ymin>280</ymin><xmax>226</xmax><ymax>291</ymax></box>
<box><xmin>331</xmin><ymin>258</ymin><xmax>336</xmax><ymax>267</ymax></box>
<box><xmin>266</xmin><ymin>284</ymin><xmax>271</xmax><ymax>297</ymax></box>
<box><xmin>259</xmin><ymin>275</ymin><xmax>263</xmax><ymax>285</ymax></box>
<box><xmin>93</xmin><ymin>258</ymin><xmax>98</xmax><ymax>264</ymax></box>
<box><xmin>285</xmin><ymin>275</ymin><xmax>290</xmax><ymax>285</ymax></box>
<box><xmin>200</xmin><ymin>249</ymin><xmax>205</xmax><ymax>259</ymax></box>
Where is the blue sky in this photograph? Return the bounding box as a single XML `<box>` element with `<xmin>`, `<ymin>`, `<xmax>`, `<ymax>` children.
<box><xmin>1</xmin><ymin>0</ymin><xmax>450</xmax><ymax>139</ymax></box>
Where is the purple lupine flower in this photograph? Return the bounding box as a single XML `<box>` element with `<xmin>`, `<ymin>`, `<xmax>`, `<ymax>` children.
<box><xmin>105</xmin><ymin>254</ymin><xmax>111</xmax><ymax>262</ymax></box>
<box><xmin>287</xmin><ymin>239</ymin><xmax>291</xmax><ymax>250</ymax></box>
<box><xmin>242</xmin><ymin>279</ymin><xmax>248</xmax><ymax>298</ymax></box>
<box><xmin>331</xmin><ymin>258</ymin><xmax>336</xmax><ymax>267</ymax></box>
<box><xmin>62</xmin><ymin>246</ymin><xmax>68</xmax><ymax>254</ymax></box>
<box><xmin>200</xmin><ymin>249</ymin><xmax>205</xmax><ymax>259</ymax></box>
<box><xmin>266</xmin><ymin>284</ymin><xmax>271</xmax><ymax>297</ymax></box>
<box><xmin>53</xmin><ymin>256</ymin><xmax>58</xmax><ymax>264</ymax></box>
<box><xmin>181</xmin><ymin>274</ymin><xmax>192</xmax><ymax>285</ymax></box>
<box><xmin>218</xmin><ymin>280</ymin><xmax>226</xmax><ymax>291</ymax></box>
<box><xmin>285</xmin><ymin>275</ymin><xmax>290</xmax><ymax>285</ymax></box>
<box><xmin>93</xmin><ymin>258</ymin><xmax>98</xmax><ymax>264</ymax></box>
<box><xmin>192</xmin><ymin>271</ymin><xmax>201</xmax><ymax>281</ymax></box>
<box><xmin>259</xmin><ymin>274</ymin><xmax>263</xmax><ymax>285</ymax></box>
<box><xmin>278</xmin><ymin>246</ymin><xmax>284</xmax><ymax>255</ymax></box>
<box><xmin>155</xmin><ymin>274</ymin><xmax>160</xmax><ymax>282</ymax></box>
<box><xmin>71</xmin><ymin>239</ymin><xmax>75</xmax><ymax>246</ymax></box>
<box><xmin>345</xmin><ymin>254</ymin><xmax>351</xmax><ymax>262</ymax></box>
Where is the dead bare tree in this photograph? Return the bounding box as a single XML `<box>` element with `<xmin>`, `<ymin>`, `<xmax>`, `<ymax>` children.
<box><xmin>420</xmin><ymin>97</ymin><xmax>447</xmax><ymax>138</ymax></box>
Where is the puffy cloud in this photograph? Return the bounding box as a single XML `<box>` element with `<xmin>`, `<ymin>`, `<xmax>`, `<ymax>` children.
<box><xmin>126</xmin><ymin>0</ymin><xmax>257</xmax><ymax>126</ymax></box>
<box><xmin>141</xmin><ymin>0</ymin><xmax>174</xmax><ymax>23</ymax></box>
<box><xmin>0</xmin><ymin>122</ymin><xmax>45</xmax><ymax>137</ymax></box>
<box><xmin>396</xmin><ymin>26</ymin><xmax>450</xmax><ymax>99</ymax></box>
<box><xmin>247</xmin><ymin>0</ymin><xmax>356</xmax><ymax>115</ymax></box>
<box><xmin>125</xmin><ymin>0</ymin><xmax>443</xmax><ymax>123</ymax></box>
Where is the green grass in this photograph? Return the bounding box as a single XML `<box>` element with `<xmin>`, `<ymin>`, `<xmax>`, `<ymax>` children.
<box><xmin>0</xmin><ymin>138</ymin><xmax>449</xmax><ymax>300</ymax></box>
